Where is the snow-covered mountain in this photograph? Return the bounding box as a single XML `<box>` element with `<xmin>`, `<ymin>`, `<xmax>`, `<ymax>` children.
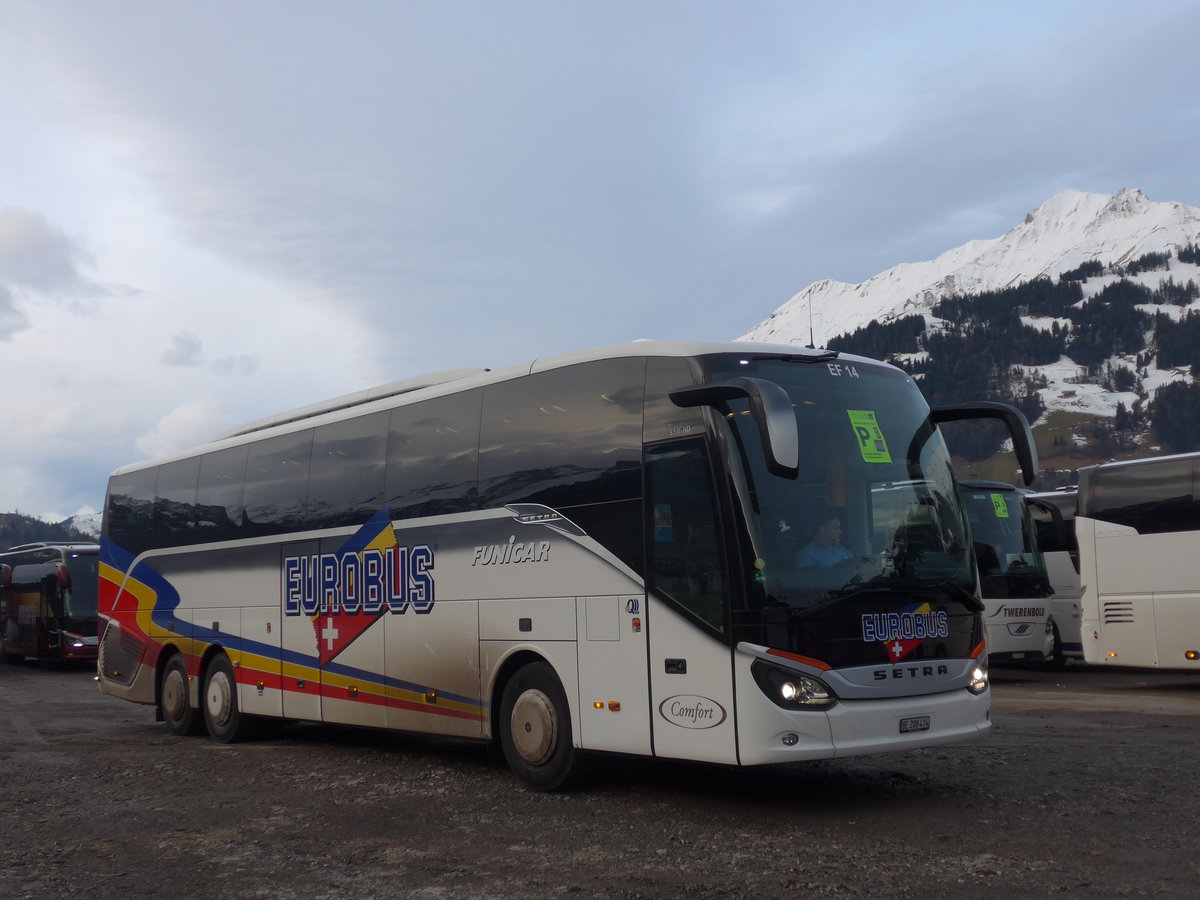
<box><xmin>58</xmin><ymin>510</ymin><xmax>101</xmax><ymax>539</ymax></box>
<box><xmin>739</xmin><ymin>188</ymin><xmax>1200</xmax><ymax>423</ymax></box>
<box><xmin>742</xmin><ymin>188</ymin><xmax>1200</xmax><ymax>347</ymax></box>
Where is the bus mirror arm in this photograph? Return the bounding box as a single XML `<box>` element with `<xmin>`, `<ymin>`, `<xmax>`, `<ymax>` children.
<box><xmin>670</xmin><ymin>377</ymin><xmax>800</xmax><ymax>478</ymax></box>
<box><xmin>930</xmin><ymin>401</ymin><xmax>1039</xmax><ymax>487</ymax></box>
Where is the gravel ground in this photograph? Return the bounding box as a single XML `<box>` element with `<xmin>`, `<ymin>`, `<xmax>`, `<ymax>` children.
<box><xmin>1</xmin><ymin>661</ymin><xmax>1198</xmax><ymax>898</ymax></box>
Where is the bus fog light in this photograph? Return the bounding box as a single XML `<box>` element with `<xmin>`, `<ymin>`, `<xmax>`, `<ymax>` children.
<box><xmin>781</xmin><ymin>733</ymin><xmax>799</xmax><ymax>746</ymax></box>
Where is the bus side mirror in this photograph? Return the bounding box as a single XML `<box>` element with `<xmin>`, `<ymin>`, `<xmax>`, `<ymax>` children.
<box><xmin>1</xmin><ymin>564</ymin><xmax>9</xmax><ymax>589</ymax></box>
<box><xmin>1027</xmin><ymin>496</ymin><xmax>1067</xmax><ymax>547</ymax></box>
<box><xmin>56</xmin><ymin>563</ymin><xmax>71</xmax><ymax>590</ymax></box>
<box><xmin>670</xmin><ymin>376</ymin><xmax>799</xmax><ymax>478</ymax></box>
<box><xmin>931</xmin><ymin>401</ymin><xmax>1039</xmax><ymax>487</ymax></box>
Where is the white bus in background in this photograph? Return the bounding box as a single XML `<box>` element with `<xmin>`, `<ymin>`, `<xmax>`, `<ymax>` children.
<box><xmin>1027</xmin><ymin>487</ymin><xmax>1083</xmax><ymax>665</ymax></box>
<box><xmin>958</xmin><ymin>481</ymin><xmax>1055</xmax><ymax>664</ymax></box>
<box><xmin>96</xmin><ymin>340</ymin><xmax>1038</xmax><ymax>790</ymax></box>
<box><xmin>1077</xmin><ymin>452</ymin><xmax>1200</xmax><ymax>670</ymax></box>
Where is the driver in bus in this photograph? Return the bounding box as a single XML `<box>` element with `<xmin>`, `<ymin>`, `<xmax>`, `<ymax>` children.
<box><xmin>796</xmin><ymin>512</ymin><xmax>854</xmax><ymax>568</ymax></box>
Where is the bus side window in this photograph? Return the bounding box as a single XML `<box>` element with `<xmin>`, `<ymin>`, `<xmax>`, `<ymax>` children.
<box><xmin>243</xmin><ymin>430</ymin><xmax>315</xmax><ymax>537</ymax></box>
<box><xmin>645</xmin><ymin>440</ymin><xmax>726</xmax><ymax>635</ymax></box>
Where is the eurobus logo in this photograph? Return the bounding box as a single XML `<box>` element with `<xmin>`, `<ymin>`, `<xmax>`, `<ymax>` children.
<box><xmin>860</xmin><ymin>602</ymin><xmax>948</xmax><ymax>662</ymax></box>
<box><xmin>281</xmin><ymin>508</ymin><xmax>435</xmax><ymax>664</ymax></box>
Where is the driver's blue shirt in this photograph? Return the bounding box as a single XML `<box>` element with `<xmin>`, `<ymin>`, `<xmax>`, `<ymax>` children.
<box><xmin>796</xmin><ymin>542</ymin><xmax>853</xmax><ymax>569</ymax></box>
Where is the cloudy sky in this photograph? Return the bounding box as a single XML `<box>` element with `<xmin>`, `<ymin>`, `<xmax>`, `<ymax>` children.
<box><xmin>3</xmin><ymin>1</ymin><xmax>1200</xmax><ymax>522</ymax></box>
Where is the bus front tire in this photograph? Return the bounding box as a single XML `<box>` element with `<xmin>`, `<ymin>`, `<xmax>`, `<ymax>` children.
<box><xmin>160</xmin><ymin>653</ymin><xmax>204</xmax><ymax>736</ymax></box>
<box><xmin>202</xmin><ymin>653</ymin><xmax>258</xmax><ymax>743</ymax></box>
<box><xmin>499</xmin><ymin>662</ymin><xmax>590</xmax><ymax>792</ymax></box>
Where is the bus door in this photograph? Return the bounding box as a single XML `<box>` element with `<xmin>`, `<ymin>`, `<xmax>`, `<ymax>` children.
<box><xmin>644</xmin><ymin>440</ymin><xmax>739</xmax><ymax>764</ymax></box>
<box><xmin>3</xmin><ymin>561</ymin><xmax>48</xmax><ymax>659</ymax></box>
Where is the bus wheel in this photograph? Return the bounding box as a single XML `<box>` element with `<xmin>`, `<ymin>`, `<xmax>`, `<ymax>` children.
<box><xmin>201</xmin><ymin>653</ymin><xmax>258</xmax><ymax>743</ymax></box>
<box><xmin>160</xmin><ymin>654</ymin><xmax>204</xmax><ymax>736</ymax></box>
<box><xmin>499</xmin><ymin>662</ymin><xmax>590</xmax><ymax>791</ymax></box>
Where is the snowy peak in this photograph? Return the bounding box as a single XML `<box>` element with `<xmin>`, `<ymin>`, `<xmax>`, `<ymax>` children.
<box><xmin>58</xmin><ymin>510</ymin><xmax>101</xmax><ymax>538</ymax></box>
<box><xmin>740</xmin><ymin>188</ymin><xmax>1200</xmax><ymax>348</ymax></box>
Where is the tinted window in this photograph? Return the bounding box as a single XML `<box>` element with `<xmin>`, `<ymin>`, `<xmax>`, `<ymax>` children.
<box><xmin>308</xmin><ymin>412</ymin><xmax>388</xmax><ymax>528</ymax></box>
<box><xmin>479</xmin><ymin>358</ymin><xmax>644</xmax><ymax>510</ymax></box>
<box><xmin>153</xmin><ymin>457</ymin><xmax>200</xmax><ymax>548</ymax></box>
<box><xmin>105</xmin><ymin>467</ymin><xmax>158</xmax><ymax>556</ymax></box>
<box><xmin>243</xmin><ymin>430</ymin><xmax>315</xmax><ymax>536</ymax></box>
<box><xmin>196</xmin><ymin>445</ymin><xmax>248</xmax><ymax>543</ymax></box>
<box><xmin>1087</xmin><ymin>458</ymin><xmax>1200</xmax><ymax>534</ymax></box>
<box><xmin>386</xmin><ymin>390</ymin><xmax>481</xmax><ymax>520</ymax></box>
<box><xmin>644</xmin><ymin>439</ymin><xmax>725</xmax><ymax>635</ymax></box>
<box><xmin>643</xmin><ymin>355</ymin><xmax>705</xmax><ymax>444</ymax></box>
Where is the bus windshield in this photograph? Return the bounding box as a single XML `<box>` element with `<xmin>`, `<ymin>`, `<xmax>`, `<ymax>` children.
<box><xmin>63</xmin><ymin>552</ymin><xmax>100</xmax><ymax>619</ymax></box>
<box><xmin>704</xmin><ymin>356</ymin><xmax>978</xmax><ymax>665</ymax></box>
<box><xmin>959</xmin><ymin>488</ymin><xmax>1049</xmax><ymax>600</ymax></box>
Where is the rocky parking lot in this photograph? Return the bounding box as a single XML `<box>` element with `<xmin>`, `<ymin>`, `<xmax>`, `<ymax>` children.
<box><xmin>2</xmin><ymin>661</ymin><xmax>1198</xmax><ymax>898</ymax></box>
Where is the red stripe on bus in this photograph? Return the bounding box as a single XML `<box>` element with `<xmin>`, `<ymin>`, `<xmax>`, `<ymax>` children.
<box><xmin>766</xmin><ymin>648</ymin><xmax>833</xmax><ymax>671</ymax></box>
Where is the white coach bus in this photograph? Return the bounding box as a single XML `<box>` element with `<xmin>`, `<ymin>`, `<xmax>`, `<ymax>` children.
<box><xmin>957</xmin><ymin>481</ymin><xmax>1055</xmax><ymax>664</ymax></box>
<box><xmin>97</xmin><ymin>341</ymin><xmax>1036</xmax><ymax>789</ymax></box>
<box><xmin>1077</xmin><ymin>452</ymin><xmax>1200</xmax><ymax>669</ymax></box>
<box><xmin>1026</xmin><ymin>487</ymin><xmax>1083</xmax><ymax>664</ymax></box>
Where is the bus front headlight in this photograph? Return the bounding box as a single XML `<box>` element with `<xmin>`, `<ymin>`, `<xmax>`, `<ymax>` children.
<box><xmin>752</xmin><ymin>660</ymin><xmax>837</xmax><ymax>710</ymax></box>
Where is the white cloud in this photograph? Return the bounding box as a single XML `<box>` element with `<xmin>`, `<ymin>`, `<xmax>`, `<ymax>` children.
<box><xmin>134</xmin><ymin>398</ymin><xmax>228</xmax><ymax>459</ymax></box>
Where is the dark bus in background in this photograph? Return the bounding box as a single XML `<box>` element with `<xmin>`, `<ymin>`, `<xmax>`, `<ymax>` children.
<box><xmin>0</xmin><ymin>541</ymin><xmax>100</xmax><ymax>664</ymax></box>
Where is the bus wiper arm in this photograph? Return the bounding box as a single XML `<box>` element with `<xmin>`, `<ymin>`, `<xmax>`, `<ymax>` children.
<box><xmin>929</xmin><ymin>577</ymin><xmax>985</xmax><ymax>612</ymax></box>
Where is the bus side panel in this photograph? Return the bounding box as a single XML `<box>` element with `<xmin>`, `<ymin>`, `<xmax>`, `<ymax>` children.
<box><xmin>1082</xmin><ymin>522</ymin><xmax>1200</xmax><ymax>667</ymax></box>
<box><xmin>646</xmin><ymin>598</ymin><xmax>737</xmax><ymax>764</ymax></box>
<box><xmin>575</xmin><ymin>594</ymin><xmax>651</xmax><ymax>755</ymax></box>
<box><xmin>280</xmin><ymin>541</ymin><xmax>323</xmax><ymax>722</ymax></box>
<box><xmin>385</xmin><ymin>599</ymin><xmax>483</xmax><ymax>738</ymax></box>
<box><xmin>320</xmin><ymin>617</ymin><xmax>387</xmax><ymax>729</ymax></box>
<box><xmin>1078</xmin><ymin>517</ymin><xmax>1103</xmax><ymax>664</ymax></box>
<box><xmin>480</xmin><ymin>637</ymin><xmax>581</xmax><ymax>743</ymax></box>
<box><xmin>479</xmin><ymin>596</ymin><xmax>577</xmax><ymax>740</ymax></box>
<box><xmin>1154</xmin><ymin>592</ymin><xmax>1200</xmax><ymax>670</ymax></box>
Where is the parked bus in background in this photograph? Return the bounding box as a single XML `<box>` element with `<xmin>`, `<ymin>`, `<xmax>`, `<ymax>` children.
<box><xmin>0</xmin><ymin>541</ymin><xmax>100</xmax><ymax>664</ymax></box>
<box><xmin>96</xmin><ymin>341</ymin><xmax>1037</xmax><ymax>790</ymax></box>
<box><xmin>957</xmin><ymin>481</ymin><xmax>1055</xmax><ymax>664</ymax></box>
<box><xmin>1027</xmin><ymin>487</ymin><xmax>1082</xmax><ymax>665</ymax></box>
<box><xmin>1077</xmin><ymin>452</ymin><xmax>1200</xmax><ymax>670</ymax></box>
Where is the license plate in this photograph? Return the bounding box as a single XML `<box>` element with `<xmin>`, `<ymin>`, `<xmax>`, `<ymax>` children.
<box><xmin>899</xmin><ymin>715</ymin><xmax>930</xmax><ymax>734</ymax></box>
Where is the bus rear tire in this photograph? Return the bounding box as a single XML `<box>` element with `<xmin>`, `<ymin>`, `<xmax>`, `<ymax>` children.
<box><xmin>202</xmin><ymin>652</ymin><xmax>258</xmax><ymax>743</ymax></box>
<box><xmin>160</xmin><ymin>653</ymin><xmax>204</xmax><ymax>736</ymax></box>
<box><xmin>499</xmin><ymin>662</ymin><xmax>590</xmax><ymax>792</ymax></box>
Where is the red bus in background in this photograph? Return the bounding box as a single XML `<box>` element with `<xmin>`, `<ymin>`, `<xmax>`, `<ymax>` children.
<box><xmin>1</xmin><ymin>541</ymin><xmax>100</xmax><ymax>664</ymax></box>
